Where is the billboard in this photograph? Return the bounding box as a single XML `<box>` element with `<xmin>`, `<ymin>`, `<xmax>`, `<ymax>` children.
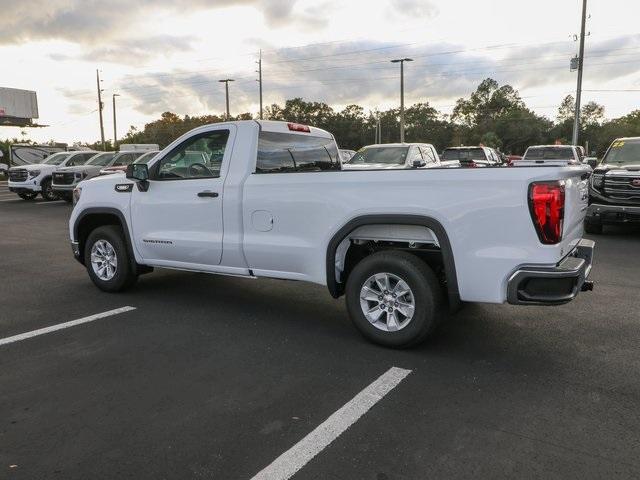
<box><xmin>0</xmin><ymin>88</ymin><xmax>39</xmax><ymax>127</ymax></box>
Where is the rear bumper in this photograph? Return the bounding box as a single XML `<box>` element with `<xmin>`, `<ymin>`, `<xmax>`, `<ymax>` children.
<box><xmin>507</xmin><ymin>239</ymin><xmax>595</xmax><ymax>306</ymax></box>
<box><xmin>586</xmin><ymin>203</ymin><xmax>640</xmax><ymax>225</ymax></box>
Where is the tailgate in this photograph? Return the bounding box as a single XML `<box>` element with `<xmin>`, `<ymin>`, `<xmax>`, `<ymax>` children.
<box><xmin>560</xmin><ymin>168</ymin><xmax>590</xmax><ymax>253</ymax></box>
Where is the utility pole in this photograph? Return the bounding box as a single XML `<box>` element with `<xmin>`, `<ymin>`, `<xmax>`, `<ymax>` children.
<box><xmin>572</xmin><ymin>0</ymin><xmax>588</xmax><ymax>146</ymax></box>
<box><xmin>256</xmin><ymin>50</ymin><xmax>263</xmax><ymax>120</ymax></box>
<box><xmin>391</xmin><ymin>58</ymin><xmax>413</xmax><ymax>143</ymax></box>
<box><xmin>112</xmin><ymin>93</ymin><xmax>120</xmax><ymax>150</ymax></box>
<box><xmin>219</xmin><ymin>79</ymin><xmax>234</xmax><ymax>121</ymax></box>
<box><xmin>96</xmin><ymin>69</ymin><xmax>106</xmax><ymax>151</ymax></box>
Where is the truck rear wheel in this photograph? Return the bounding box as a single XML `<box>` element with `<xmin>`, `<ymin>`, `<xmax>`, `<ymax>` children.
<box><xmin>18</xmin><ymin>192</ymin><xmax>38</xmax><ymax>201</ymax></box>
<box><xmin>345</xmin><ymin>251</ymin><xmax>444</xmax><ymax>348</ymax></box>
<box><xmin>84</xmin><ymin>225</ymin><xmax>138</xmax><ymax>292</ymax></box>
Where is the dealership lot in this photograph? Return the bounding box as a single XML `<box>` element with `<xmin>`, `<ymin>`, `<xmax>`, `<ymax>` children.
<box><xmin>1</xmin><ymin>192</ymin><xmax>639</xmax><ymax>479</ymax></box>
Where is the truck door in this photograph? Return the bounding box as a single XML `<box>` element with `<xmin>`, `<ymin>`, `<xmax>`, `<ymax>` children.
<box><xmin>130</xmin><ymin>125</ymin><xmax>234</xmax><ymax>267</ymax></box>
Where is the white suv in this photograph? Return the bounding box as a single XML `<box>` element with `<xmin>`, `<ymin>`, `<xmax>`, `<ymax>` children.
<box><xmin>8</xmin><ymin>151</ymin><xmax>98</xmax><ymax>201</ymax></box>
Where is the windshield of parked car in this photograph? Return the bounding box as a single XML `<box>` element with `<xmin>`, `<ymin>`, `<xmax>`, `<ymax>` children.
<box><xmin>349</xmin><ymin>146</ymin><xmax>409</xmax><ymax>165</ymax></box>
<box><xmin>524</xmin><ymin>146</ymin><xmax>574</xmax><ymax>160</ymax></box>
<box><xmin>602</xmin><ymin>139</ymin><xmax>640</xmax><ymax>166</ymax></box>
<box><xmin>440</xmin><ymin>148</ymin><xmax>486</xmax><ymax>161</ymax></box>
<box><xmin>86</xmin><ymin>153</ymin><xmax>116</xmax><ymax>166</ymax></box>
<box><xmin>133</xmin><ymin>151</ymin><xmax>159</xmax><ymax>164</ymax></box>
<box><xmin>42</xmin><ymin>153</ymin><xmax>70</xmax><ymax>165</ymax></box>
<box><xmin>65</xmin><ymin>155</ymin><xmax>92</xmax><ymax>167</ymax></box>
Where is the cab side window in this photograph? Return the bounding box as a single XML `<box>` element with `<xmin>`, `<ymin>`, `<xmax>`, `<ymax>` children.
<box><xmin>420</xmin><ymin>147</ymin><xmax>437</xmax><ymax>163</ymax></box>
<box><xmin>155</xmin><ymin>130</ymin><xmax>229</xmax><ymax>180</ymax></box>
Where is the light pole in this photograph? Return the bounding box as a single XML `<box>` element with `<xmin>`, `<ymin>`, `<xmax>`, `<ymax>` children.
<box><xmin>572</xmin><ymin>0</ymin><xmax>588</xmax><ymax>146</ymax></box>
<box><xmin>112</xmin><ymin>93</ymin><xmax>120</xmax><ymax>149</ymax></box>
<box><xmin>219</xmin><ymin>79</ymin><xmax>235</xmax><ymax>120</ymax></box>
<box><xmin>391</xmin><ymin>58</ymin><xmax>413</xmax><ymax>143</ymax></box>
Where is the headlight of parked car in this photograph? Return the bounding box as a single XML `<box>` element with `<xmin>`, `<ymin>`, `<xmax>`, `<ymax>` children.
<box><xmin>72</xmin><ymin>186</ymin><xmax>82</xmax><ymax>205</ymax></box>
<box><xmin>28</xmin><ymin>170</ymin><xmax>41</xmax><ymax>179</ymax></box>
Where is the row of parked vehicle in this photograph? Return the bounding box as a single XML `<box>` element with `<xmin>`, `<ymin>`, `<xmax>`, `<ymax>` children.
<box><xmin>6</xmin><ymin>145</ymin><xmax>159</xmax><ymax>202</ymax></box>
<box><xmin>339</xmin><ymin>143</ymin><xmax>592</xmax><ymax>169</ymax></box>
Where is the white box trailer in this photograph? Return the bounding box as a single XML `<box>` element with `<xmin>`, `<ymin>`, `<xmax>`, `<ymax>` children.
<box><xmin>0</xmin><ymin>88</ymin><xmax>38</xmax><ymax>127</ymax></box>
<box><xmin>119</xmin><ymin>144</ymin><xmax>159</xmax><ymax>152</ymax></box>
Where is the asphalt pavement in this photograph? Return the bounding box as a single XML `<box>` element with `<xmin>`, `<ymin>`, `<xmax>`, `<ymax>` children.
<box><xmin>1</xmin><ymin>188</ymin><xmax>639</xmax><ymax>480</ymax></box>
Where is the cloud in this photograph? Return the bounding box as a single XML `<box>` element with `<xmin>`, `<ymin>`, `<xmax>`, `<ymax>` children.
<box><xmin>388</xmin><ymin>0</ymin><xmax>439</xmax><ymax>19</ymax></box>
<box><xmin>59</xmin><ymin>34</ymin><xmax>640</xmax><ymax>120</ymax></box>
<box><xmin>0</xmin><ymin>0</ymin><xmax>303</xmax><ymax>46</ymax></box>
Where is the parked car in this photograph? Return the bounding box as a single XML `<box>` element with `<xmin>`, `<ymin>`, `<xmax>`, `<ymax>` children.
<box><xmin>440</xmin><ymin>146</ymin><xmax>502</xmax><ymax>167</ymax></box>
<box><xmin>343</xmin><ymin>143</ymin><xmax>458</xmax><ymax>170</ymax></box>
<box><xmin>69</xmin><ymin>120</ymin><xmax>594</xmax><ymax>348</ymax></box>
<box><xmin>339</xmin><ymin>149</ymin><xmax>356</xmax><ymax>163</ymax></box>
<box><xmin>53</xmin><ymin>152</ymin><xmax>117</xmax><ymax>202</ymax></box>
<box><xmin>517</xmin><ymin>145</ymin><xmax>582</xmax><ymax>166</ymax></box>
<box><xmin>99</xmin><ymin>150</ymin><xmax>159</xmax><ymax>175</ymax></box>
<box><xmin>0</xmin><ymin>162</ymin><xmax>8</xmax><ymax>176</ymax></box>
<box><xmin>585</xmin><ymin>137</ymin><xmax>640</xmax><ymax>234</ymax></box>
<box><xmin>8</xmin><ymin>150</ymin><xmax>98</xmax><ymax>201</ymax></box>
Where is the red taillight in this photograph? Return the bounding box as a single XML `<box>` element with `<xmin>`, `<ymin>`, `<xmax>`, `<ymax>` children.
<box><xmin>528</xmin><ymin>182</ymin><xmax>565</xmax><ymax>244</ymax></box>
<box><xmin>287</xmin><ymin>122</ymin><xmax>310</xmax><ymax>133</ymax></box>
<box><xmin>469</xmin><ymin>161</ymin><xmax>477</xmax><ymax>168</ymax></box>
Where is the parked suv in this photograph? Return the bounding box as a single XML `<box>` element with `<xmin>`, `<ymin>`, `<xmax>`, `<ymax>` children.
<box><xmin>343</xmin><ymin>143</ymin><xmax>458</xmax><ymax>169</ymax></box>
<box><xmin>585</xmin><ymin>137</ymin><xmax>640</xmax><ymax>234</ymax></box>
<box><xmin>53</xmin><ymin>150</ymin><xmax>148</xmax><ymax>201</ymax></box>
<box><xmin>440</xmin><ymin>146</ymin><xmax>502</xmax><ymax>167</ymax></box>
<box><xmin>99</xmin><ymin>150</ymin><xmax>159</xmax><ymax>175</ymax></box>
<box><xmin>8</xmin><ymin>151</ymin><xmax>98</xmax><ymax>201</ymax></box>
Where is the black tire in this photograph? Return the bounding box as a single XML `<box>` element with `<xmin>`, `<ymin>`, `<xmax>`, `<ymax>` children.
<box><xmin>18</xmin><ymin>192</ymin><xmax>38</xmax><ymax>201</ymax></box>
<box><xmin>84</xmin><ymin>225</ymin><xmax>138</xmax><ymax>292</ymax></box>
<box><xmin>345</xmin><ymin>251</ymin><xmax>444</xmax><ymax>348</ymax></box>
<box><xmin>40</xmin><ymin>178</ymin><xmax>58</xmax><ymax>201</ymax></box>
<box><xmin>584</xmin><ymin>220</ymin><xmax>603</xmax><ymax>235</ymax></box>
<box><xmin>60</xmin><ymin>192</ymin><xmax>73</xmax><ymax>203</ymax></box>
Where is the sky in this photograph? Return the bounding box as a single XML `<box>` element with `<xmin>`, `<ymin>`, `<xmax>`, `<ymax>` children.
<box><xmin>1</xmin><ymin>0</ymin><xmax>639</xmax><ymax>144</ymax></box>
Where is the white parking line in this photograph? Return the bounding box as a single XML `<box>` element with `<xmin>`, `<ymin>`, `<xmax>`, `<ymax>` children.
<box><xmin>0</xmin><ymin>307</ymin><xmax>137</xmax><ymax>347</ymax></box>
<box><xmin>250</xmin><ymin>366</ymin><xmax>412</xmax><ymax>480</ymax></box>
<box><xmin>35</xmin><ymin>200</ymin><xmax>65</xmax><ymax>205</ymax></box>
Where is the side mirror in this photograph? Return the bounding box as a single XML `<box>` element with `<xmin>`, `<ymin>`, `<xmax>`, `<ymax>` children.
<box><xmin>586</xmin><ymin>157</ymin><xmax>598</xmax><ymax>169</ymax></box>
<box><xmin>126</xmin><ymin>163</ymin><xmax>149</xmax><ymax>181</ymax></box>
<box><xmin>126</xmin><ymin>164</ymin><xmax>149</xmax><ymax>192</ymax></box>
<box><xmin>412</xmin><ymin>159</ymin><xmax>426</xmax><ymax>168</ymax></box>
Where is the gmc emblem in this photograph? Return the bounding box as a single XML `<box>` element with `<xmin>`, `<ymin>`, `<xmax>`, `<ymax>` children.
<box><xmin>632</xmin><ymin>179</ymin><xmax>640</xmax><ymax>187</ymax></box>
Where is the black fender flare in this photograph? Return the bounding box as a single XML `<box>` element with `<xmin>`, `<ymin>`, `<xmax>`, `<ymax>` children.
<box><xmin>326</xmin><ymin>214</ymin><xmax>460</xmax><ymax>309</ymax></box>
<box><xmin>73</xmin><ymin>207</ymin><xmax>137</xmax><ymax>270</ymax></box>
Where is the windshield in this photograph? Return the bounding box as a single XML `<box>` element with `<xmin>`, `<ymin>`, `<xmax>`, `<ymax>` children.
<box><xmin>349</xmin><ymin>146</ymin><xmax>409</xmax><ymax>165</ymax></box>
<box><xmin>441</xmin><ymin>148</ymin><xmax>486</xmax><ymax>161</ymax></box>
<box><xmin>603</xmin><ymin>139</ymin><xmax>640</xmax><ymax>166</ymax></box>
<box><xmin>524</xmin><ymin>147</ymin><xmax>574</xmax><ymax>160</ymax></box>
<box><xmin>42</xmin><ymin>153</ymin><xmax>70</xmax><ymax>165</ymax></box>
<box><xmin>66</xmin><ymin>154</ymin><xmax>91</xmax><ymax>167</ymax></box>
<box><xmin>86</xmin><ymin>153</ymin><xmax>116</xmax><ymax>166</ymax></box>
<box><xmin>133</xmin><ymin>151</ymin><xmax>159</xmax><ymax>164</ymax></box>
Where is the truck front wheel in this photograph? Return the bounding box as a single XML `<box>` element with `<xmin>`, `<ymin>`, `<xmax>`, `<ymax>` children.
<box><xmin>40</xmin><ymin>178</ymin><xmax>58</xmax><ymax>201</ymax></box>
<box><xmin>84</xmin><ymin>226</ymin><xmax>138</xmax><ymax>292</ymax></box>
<box><xmin>18</xmin><ymin>192</ymin><xmax>38</xmax><ymax>201</ymax></box>
<box><xmin>345</xmin><ymin>251</ymin><xmax>443</xmax><ymax>348</ymax></box>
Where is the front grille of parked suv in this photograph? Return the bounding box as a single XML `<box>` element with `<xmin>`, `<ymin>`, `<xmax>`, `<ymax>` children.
<box><xmin>604</xmin><ymin>176</ymin><xmax>640</xmax><ymax>200</ymax></box>
<box><xmin>9</xmin><ymin>169</ymin><xmax>28</xmax><ymax>182</ymax></box>
<box><xmin>53</xmin><ymin>172</ymin><xmax>76</xmax><ymax>185</ymax></box>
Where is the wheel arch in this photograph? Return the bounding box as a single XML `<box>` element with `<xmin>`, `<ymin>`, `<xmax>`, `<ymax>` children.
<box><xmin>326</xmin><ymin>214</ymin><xmax>460</xmax><ymax>309</ymax></box>
<box><xmin>73</xmin><ymin>208</ymin><xmax>135</xmax><ymax>268</ymax></box>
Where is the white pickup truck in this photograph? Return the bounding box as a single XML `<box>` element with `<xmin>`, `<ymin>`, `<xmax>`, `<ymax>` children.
<box><xmin>69</xmin><ymin>120</ymin><xmax>595</xmax><ymax>347</ymax></box>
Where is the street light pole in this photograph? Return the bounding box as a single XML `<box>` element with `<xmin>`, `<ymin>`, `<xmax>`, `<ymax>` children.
<box><xmin>219</xmin><ymin>79</ymin><xmax>235</xmax><ymax>120</ymax></box>
<box><xmin>96</xmin><ymin>69</ymin><xmax>106</xmax><ymax>151</ymax></box>
<box><xmin>572</xmin><ymin>0</ymin><xmax>588</xmax><ymax>146</ymax></box>
<box><xmin>391</xmin><ymin>58</ymin><xmax>413</xmax><ymax>143</ymax></box>
<box><xmin>112</xmin><ymin>93</ymin><xmax>120</xmax><ymax>149</ymax></box>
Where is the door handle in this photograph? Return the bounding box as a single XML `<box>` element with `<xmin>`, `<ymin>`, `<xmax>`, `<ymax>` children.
<box><xmin>197</xmin><ymin>191</ymin><xmax>219</xmax><ymax>198</ymax></box>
